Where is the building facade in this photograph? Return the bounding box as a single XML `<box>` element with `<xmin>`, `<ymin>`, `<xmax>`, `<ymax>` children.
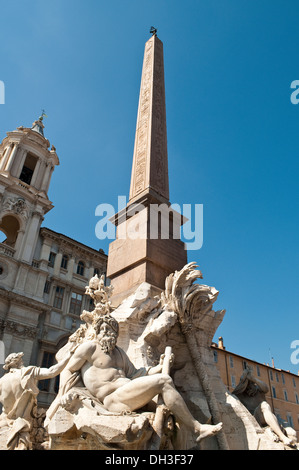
<box><xmin>212</xmin><ymin>337</ymin><xmax>299</xmax><ymax>440</ymax></box>
<box><xmin>0</xmin><ymin>117</ymin><xmax>107</xmax><ymax>407</ymax></box>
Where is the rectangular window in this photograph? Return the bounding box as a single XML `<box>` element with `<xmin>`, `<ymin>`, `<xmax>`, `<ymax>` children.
<box><xmin>275</xmin><ymin>410</ymin><xmax>281</xmax><ymax>423</ymax></box>
<box><xmin>293</xmin><ymin>378</ymin><xmax>296</xmax><ymax>388</ymax></box>
<box><xmin>281</xmin><ymin>373</ymin><xmax>285</xmax><ymax>385</ymax></box>
<box><xmin>231</xmin><ymin>375</ymin><xmax>236</xmax><ymax>388</ymax></box>
<box><xmin>44</xmin><ymin>280</ymin><xmax>51</xmax><ymax>294</ymax></box>
<box><xmin>48</xmin><ymin>252</ymin><xmax>56</xmax><ymax>268</ymax></box>
<box><xmin>61</xmin><ymin>254</ymin><xmax>69</xmax><ymax>270</ymax></box>
<box><xmin>69</xmin><ymin>292</ymin><xmax>83</xmax><ymax>316</ymax></box>
<box><xmin>53</xmin><ymin>286</ymin><xmax>64</xmax><ymax>310</ymax></box>
<box><xmin>213</xmin><ymin>350</ymin><xmax>218</xmax><ymax>363</ymax></box>
<box><xmin>269</xmin><ymin>370</ymin><xmax>273</xmax><ymax>381</ymax></box>
<box><xmin>275</xmin><ymin>372</ymin><xmax>279</xmax><ymax>383</ymax></box>
<box><xmin>229</xmin><ymin>356</ymin><xmax>234</xmax><ymax>368</ymax></box>
<box><xmin>283</xmin><ymin>390</ymin><xmax>288</xmax><ymax>402</ymax></box>
<box><xmin>77</xmin><ymin>261</ymin><xmax>85</xmax><ymax>276</ymax></box>
<box><xmin>287</xmin><ymin>413</ymin><xmax>294</xmax><ymax>428</ymax></box>
<box><xmin>256</xmin><ymin>365</ymin><xmax>261</xmax><ymax>377</ymax></box>
<box><xmin>295</xmin><ymin>392</ymin><xmax>299</xmax><ymax>405</ymax></box>
<box><xmin>272</xmin><ymin>386</ymin><xmax>277</xmax><ymax>398</ymax></box>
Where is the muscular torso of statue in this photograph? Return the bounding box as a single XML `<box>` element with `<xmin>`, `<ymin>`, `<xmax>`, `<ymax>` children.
<box><xmin>69</xmin><ymin>341</ymin><xmax>131</xmax><ymax>402</ymax></box>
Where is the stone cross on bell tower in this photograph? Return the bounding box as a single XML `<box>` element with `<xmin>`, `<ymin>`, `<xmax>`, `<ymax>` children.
<box><xmin>107</xmin><ymin>32</ymin><xmax>187</xmax><ymax>306</ymax></box>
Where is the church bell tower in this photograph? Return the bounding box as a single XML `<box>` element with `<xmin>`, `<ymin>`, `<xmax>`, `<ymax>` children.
<box><xmin>0</xmin><ymin>114</ymin><xmax>59</xmax><ymax>264</ymax></box>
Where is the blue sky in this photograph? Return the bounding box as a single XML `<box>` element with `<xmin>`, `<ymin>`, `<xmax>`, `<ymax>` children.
<box><xmin>0</xmin><ymin>0</ymin><xmax>298</xmax><ymax>373</ymax></box>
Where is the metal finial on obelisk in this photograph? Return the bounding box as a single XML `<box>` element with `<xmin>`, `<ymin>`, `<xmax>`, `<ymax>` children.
<box><xmin>150</xmin><ymin>26</ymin><xmax>157</xmax><ymax>36</ymax></box>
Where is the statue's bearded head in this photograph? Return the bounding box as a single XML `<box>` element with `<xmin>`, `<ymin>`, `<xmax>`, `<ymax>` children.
<box><xmin>3</xmin><ymin>352</ymin><xmax>24</xmax><ymax>371</ymax></box>
<box><xmin>94</xmin><ymin>315</ymin><xmax>119</xmax><ymax>353</ymax></box>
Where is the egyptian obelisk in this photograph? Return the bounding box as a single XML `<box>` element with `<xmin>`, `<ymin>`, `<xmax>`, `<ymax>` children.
<box><xmin>107</xmin><ymin>31</ymin><xmax>187</xmax><ymax>306</ymax></box>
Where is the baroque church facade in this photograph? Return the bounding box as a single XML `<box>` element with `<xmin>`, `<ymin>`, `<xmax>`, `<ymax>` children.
<box><xmin>0</xmin><ymin>116</ymin><xmax>107</xmax><ymax>407</ymax></box>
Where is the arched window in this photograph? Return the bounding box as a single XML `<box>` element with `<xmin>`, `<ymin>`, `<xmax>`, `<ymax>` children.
<box><xmin>77</xmin><ymin>260</ymin><xmax>85</xmax><ymax>276</ymax></box>
<box><xmin>61</xmin><ymin>254</ymin><xmax>69</xmax><ymax>270</ymax></box>
<box><xmin>19</xmin><ymin>153</ymin><xmax>38</xmax><ymax>185</ymax></box>
<box><xmin>0</xmin><ymin>215</ymin><xmax>20</xmax><ymax>247</ymax></box>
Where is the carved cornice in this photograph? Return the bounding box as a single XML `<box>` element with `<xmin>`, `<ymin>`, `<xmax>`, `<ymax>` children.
<box><xmin>0</xmin><ymin>286</ymin><xmax>51</xmax><ymax>313</ymax></box>
<box><xmin>40</xmin><ymin>227</ymin><xmax>108</xmax><ymax>261</ymax></box>
<box><xmin>0</xmin><ymin>318</ymin><xmax>37</xmax><ymax>339</ymax></box>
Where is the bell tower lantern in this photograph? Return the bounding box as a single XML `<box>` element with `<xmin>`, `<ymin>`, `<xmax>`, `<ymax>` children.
<box><xmin>0</xmin><ymin>114</ymin><xmax>59</xmax><ymax>263</ymax></box>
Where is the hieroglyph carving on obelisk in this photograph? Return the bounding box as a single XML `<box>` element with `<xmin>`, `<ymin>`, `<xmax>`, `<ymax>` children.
<box><xmin>129</xmin><ymin>35</ymin><xmax>169</xmax><ymax>203</ymax></box>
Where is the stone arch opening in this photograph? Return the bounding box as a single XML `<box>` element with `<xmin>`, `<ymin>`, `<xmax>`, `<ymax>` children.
<box><xmin>0</xmin><ymin>215</ymin><xmax>20</xmax><ymax>246</ymax></box>
<box><xmin>19</xmin><ymin>153</ymin><xmax>38</xmax><ymax>185</ymax></box>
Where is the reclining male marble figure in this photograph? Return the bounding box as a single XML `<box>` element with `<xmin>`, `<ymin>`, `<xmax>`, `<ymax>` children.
<box><xmin>47</xmin><ymin>313</ymin><xmax>223</xmax><ymax>444</ymax></box>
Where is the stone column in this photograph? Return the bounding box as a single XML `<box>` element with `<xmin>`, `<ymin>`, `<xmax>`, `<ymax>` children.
<box><xmin>40</xmin><ymin>240</ymin><xmax>52</xmax><ymax>268</ymax></box>
<box><xmin>35</xmin><ymin>161</ymin><xmax>46</xmax><ymax>190</ymax></box>
<box><xmin>14</xmin><ymin>228</ymin><xmax>26</xmax><ymax>259</ymax></box>
<box><xmin>41</xmin><ymin>164</ymin><xmax>52</xmax><ymax>192</ymax></box>
<box><xmin>87</xmin><ymin>265</ymin><xmax>94</xmax><ymax>280</ymax></box>
<box><xmin>66</xmin><ymin>257</ymin><xmax>75</xmax><ymax>281</ymax></box>
<box><xmin>5</xmin><ymin>144</ymin><xmax>19</xmax><ymax>173</ymax></box>
<box><xmin>30</xmin><ymin>158</ymin><xmax>41</xmax><ymax>187</ymax></box>
<box><xmin>53</xmin><ymin>252</ymin><xmax>63</xmax><ymax>276</ymax></box>
<box><xmin>45</xmin><ymin>166</ymin><xmax>54</xmax><ymax>193</ymax></box>
<box><xmin>11</xmin><ymin>148</ymin><xmax>27</xmax><ymax>178</ymax></box>
<box><xmin>0</xmin><ymin>144</ymin><xmax>13</xmax><ymax>171</ymax></box>
<box><xmin>21</xmin><ymin>212</ymin><xmax>43</xmax><ymax>263</ymax></box>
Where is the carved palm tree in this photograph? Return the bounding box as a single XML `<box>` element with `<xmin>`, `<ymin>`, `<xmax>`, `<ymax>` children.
<box><xmin>161</xmin><ymin>262</ymin><xmax>229</xmax><ymax>450</ymax></box>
